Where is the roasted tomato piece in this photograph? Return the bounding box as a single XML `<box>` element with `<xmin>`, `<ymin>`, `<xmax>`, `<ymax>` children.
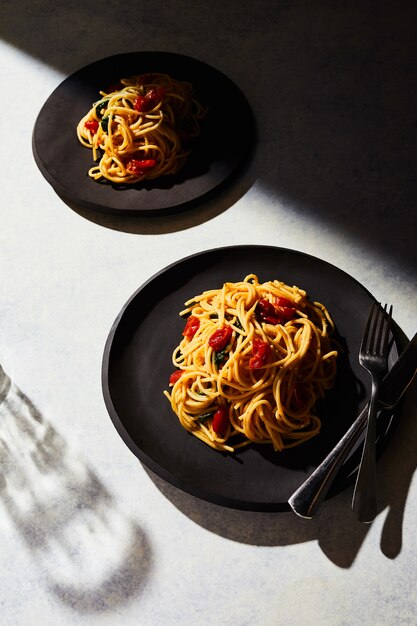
<box><xmin>182</xmin><ymin>315</ymin><xmax>200</xmax><ymax>338</ymax></box>
<box><xmin>134</xmin><ymin>87</ymin><xmax>165</xmax><ymax>112</ymax></box>
<box><xmin>274</xmin><ymin>296</ymin><xmax>296</xmax><ymax>320</ymax></box>
<box><xmin>169</xmin><ymin>370</ymin><xmax>184</xmax><ymax>385</ymax></box>
<box><xmin>133</xmin><ymin>95</ymin><xmax>149</xmax><ymax>112</ymax></box>
<box><xmin>84</xmin><ymin>119</ymin><xmax>99</xmax><ymax>133</ymax></box>
<box><xmin>126</xmin><ymin>158</ymin><xmax>156</xmax><ymax>175</ymax></box>
<box><xmin>249</xmin><ymin>338</ymin><xmax>271</xmax><ymax>369</ymax></box>
<box><xmin>145</xmin><ymin>86</ymin><xmax>166</xmax><ymax>107</ymax></box>
<box><xmin>212</xmin><ymin>407</ymin><xmax>229</xmax><ymax>436</ymax></box>
<box><xmin>255</xmin><ymin>299</ymin><xmax>280</xmax><ymax>324</ymax></box>
<box><xmin>208</xmin><ymin>325</ymin><xmax>233</xmax><ymax>351</ymax></box>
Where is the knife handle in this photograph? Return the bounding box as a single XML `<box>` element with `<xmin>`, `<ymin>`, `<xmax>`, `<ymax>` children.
<box><xmin>288</xmin><ymin>406</ymin><xmax>368</xmax><ymax>518</ymax></box>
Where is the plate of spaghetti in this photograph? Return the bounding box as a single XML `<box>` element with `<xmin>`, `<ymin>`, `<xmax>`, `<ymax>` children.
<box><xmin>32</xmin><ymin>52</ymin><xmax>254</xmax><ymax>215</ymax></box>
<box><xmin>102</xmin><ymin>246</ymin><xmax>401</xmax><ymax>511</ymax></box>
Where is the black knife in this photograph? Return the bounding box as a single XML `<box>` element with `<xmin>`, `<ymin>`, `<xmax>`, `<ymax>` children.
<box><xmin>288</xmin><ymin>333</ymin><xmax>417</xmax><ymax>519</ymax></box>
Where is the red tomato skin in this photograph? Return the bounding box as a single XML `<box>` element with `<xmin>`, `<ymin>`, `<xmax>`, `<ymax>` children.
<box><xmin>255</xmin><ymin>299</ymin><xmax>280</xmax><ymax>324</ymax></box>
<box><xmin>249</xmin><ymin>339</ymin><xmax>271</xmax><ymax>369</ymax></box>
<box><xmin>208</xmin><ymin>326</ymin><xmax>233</xmax><ymax>351</ymax></box>
<box><xmin>145</xmin><ymin>87</ymin><xmax>166</xmax><ymax>106</ymax></box>
<box><xmin>274</xmin><ymin>296</ymin><xmax>296</xmax><ymax>320</ymax></box>
<box><xmin>126</xmin><ymin>159</ymin><xmax>157</xmax><ymax>175</ymax></box>
<box><xmin>85</xmin><ymin>119</ymin><xmax>99</xmax><ymax>133</ymax></box>
<box><xmin>182</xmin><ymin>315</ymin><xmax>200</xmax><ymax>338</ymax></box>
<box><xmin>256</xmin><ymin>299</ymin><xmax>276</xmax><ymax>316</ymax></box>
<box><xmin>275</xmin><ymin>296</ymin><xmax>293</xmax><ymax>308</ymax></box>
<box><xmin>212</xmin><ymin>407</ymin><xmax>229</xmax><ymax>436</ymax></box>
<box><xmin>134</xmin><ymin>96</ymin><xmax>149</xmax><ymax>112</ymax></box>
<box><xmin>134</xmin><ymin>88</ymin><xmax>165</xmax><ymax>112</ymax></box>
<box><xmin>256</xmin><ymin>297</ymin><xmax>296</xmax><ymax>324</ymax></box>
<box><xmin>169</xmin><ymin>370</ymin><xmax>184</xmax><ymax>385</ymax></box>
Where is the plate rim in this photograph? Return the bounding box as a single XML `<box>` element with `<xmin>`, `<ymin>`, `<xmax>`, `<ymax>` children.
<box><xmin>101</xmin><ymin>244</ymin><xmax>401</xmax><ymax>511</ymax></box>
<box><xmin>32</xmin><ymin>50</ymin><xmax>255</xmax><ymax>216</ymax></box>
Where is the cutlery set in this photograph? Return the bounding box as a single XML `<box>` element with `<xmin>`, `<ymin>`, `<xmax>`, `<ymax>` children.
<box><xmin>289</xmin><ymin>304</ymin><xmax>417</xmax><ymax>522</ymax></box>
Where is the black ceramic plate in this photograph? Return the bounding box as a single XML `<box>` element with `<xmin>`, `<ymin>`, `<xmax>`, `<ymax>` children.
<box><xmin>32</xmin><ymin>52</ymin><xmax>254</xmax><ymax>215</ymax></box>
<box><xmin>102</xmin><ymin>246</ymin><xmax>401</xmax><ymax>511</ymax></box>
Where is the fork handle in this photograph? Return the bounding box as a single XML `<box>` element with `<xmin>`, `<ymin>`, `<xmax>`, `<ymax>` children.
<box><xmin>288</xmin><ymin>404</ymin><xmax>368</xmax><ymax>518</ymax></box>
<box><xmin>351</xmin><ymin>379</ymin><xmax>379</xmax><ymax>522</ymax></box>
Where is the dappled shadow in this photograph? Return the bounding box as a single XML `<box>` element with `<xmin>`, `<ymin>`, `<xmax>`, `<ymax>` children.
<box><xmin>0</xmin><ymin>371</ymin><xmax>152</xmax><ymax>613</ymax></box>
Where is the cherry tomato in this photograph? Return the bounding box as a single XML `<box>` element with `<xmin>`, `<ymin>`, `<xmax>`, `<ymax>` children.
<box><xmin>126</xmin><ymin>159</ymin><xmax>156</xmax><ymax>175</ymax></box>
<box><xmin>212</xmin><ymin>407</ymin><xmax>229</xmax><ymax>436</ymax></box>
<box><xmin>208</xmin><ymin>325</ymin><xmax>233</xmax><ymax>351</ymax></box>
<box><xmin>182</xmin><ymin>315</ymin><xmax>200</xmax><ymax>338</ymax></box>
<box><xmin>145</xmin><ymin>87</ymin><xmax>166</xmax><ymax>107</ymax></box>
<box><xmin>249</xmin><ymin>338</ymin><xmax>271</xmax><ymax>369</ymax></box>
<box><xmin>169</xmin><ymin>370</ymin><xmax>184</xmax><ymax>385</ymax></box>
<box><xmin>134</xmin><ymin>95</ymin><xmax>149</xmax><ymax>112</ymax></box>
<box><xmin>134</xmin><ymin>87</ymin><xmax>166</xmax><ymax>112</ymax></box>
<box><xmin>255</xmin><ymin>299</ymin><xmax>280</xmax><ymax>324</ymax></box>
<box><xmin>256</xmin><ymin>297</ymin><xmax>296</xmax><ymax>324</ymax></box>
<box><xmin>84</xmin><ymin>119</ymin><xmax>99</xmax><ymax>133</ymax></box>
<box><xmin>275</xmin><ymin>296</ymin><xmax>293</xmax><ymax>307</ymax></box>
<box><xmin>274</xmin><ymin>296</ymin><xmax>296</xmax><ymax>320</ymax></box>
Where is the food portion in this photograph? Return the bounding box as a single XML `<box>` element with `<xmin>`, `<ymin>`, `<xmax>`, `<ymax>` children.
<box><xmin>163</xmin><ymin>275</ymin><xmax>338</xmax><ymax>453</ymax></box>
<box><xmin>76</xmin><ymin>73</ymin><xmax>206</xmax><ymax>184</ymax></box>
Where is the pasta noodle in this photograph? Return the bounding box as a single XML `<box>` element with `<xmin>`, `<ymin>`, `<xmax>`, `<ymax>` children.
<box><xmin>163</xmin><ymin>275</ymin><xmax>338</xmax><ymax>453</ymax></box>
<box><xmin>76</xmin><ymin>73</ymin><xmax>206</xmax><ymax>184</ymax></box>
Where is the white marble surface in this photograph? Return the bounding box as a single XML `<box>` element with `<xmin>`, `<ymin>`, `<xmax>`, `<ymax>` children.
<box><xmin>1</xmin><ymin>1</ymin><xmax>416</xmax><ymax>624</ymax></box>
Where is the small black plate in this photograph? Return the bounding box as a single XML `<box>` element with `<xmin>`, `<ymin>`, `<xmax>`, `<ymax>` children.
<box><xmin>32</xmin><ymin>52</ymin><xmax>255</xmax><ymax>215</ymax></box>
<box><xmin>101</xmin><ymin>246</ymin><xmax>401</xmax><ymax>511</ymax></box>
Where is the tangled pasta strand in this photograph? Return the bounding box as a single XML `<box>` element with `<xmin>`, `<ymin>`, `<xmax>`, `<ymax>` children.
<box><xmin>76</xmin><ymin>73</ymin><xmax>207</xmax><ymax>184</ymax></box>
<box><xmin>164</xmin><ymin>275</ymin><xmax>338</xmax><ymax>453</ymax></box>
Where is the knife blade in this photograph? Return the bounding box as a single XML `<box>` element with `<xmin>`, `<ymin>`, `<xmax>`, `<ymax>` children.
<box><xmin>378</xmin><ymin>333</ymin><xmax>417</xmax><ymax>408</ymax></box>
<box><xmin>288</xmin><ymin>332</ymin><xmax>417</xmax><ymax>519</ymax></box>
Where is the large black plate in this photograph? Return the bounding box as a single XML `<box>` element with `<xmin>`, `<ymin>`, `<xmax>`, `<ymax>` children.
<box><xmin>32</xmin><ymin>52</ymin><xmax>254</xmax><ymax>215</ymax></box>
<box><xmin>102</xmin><ymin>246</ymin><xmax>400</xmax><ymax>511</ymax></box>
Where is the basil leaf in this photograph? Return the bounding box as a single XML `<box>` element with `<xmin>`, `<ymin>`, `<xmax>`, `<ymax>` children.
<box><xmin>214</xmin><ymin>349</ymin><xmax>227</xmax><ymax>365</ymax></box>
<box><xmin>197</xmin><ymin>411</ymin><xmax>214</xmax><ymax>423</ymax></box>
<box><xmin>101</xmin><ymin>115</ymin><xmax>110</xmax><ymax>132</ymax></box>
<box><xmin>95</xmin><ymin>98</ymin><xmax>109</xmax><ymax>118</ymax></box>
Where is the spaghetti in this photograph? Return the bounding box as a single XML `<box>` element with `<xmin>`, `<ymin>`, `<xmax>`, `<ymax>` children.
<box><xmin>76</xmin><ymin>73</ymin><xmax>206</xmax><ymax>184</ymax></box>
<box><xmin>164</xmin><ymin>275</ymin><xmax>338</xmax><ymax>453</ymax></box>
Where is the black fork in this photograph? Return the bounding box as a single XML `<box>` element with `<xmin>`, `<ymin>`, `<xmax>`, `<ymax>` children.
<box><xmin>352</xmin><ymin>301</ymin><xmax>393</xmax><ymax>522</ymax></box>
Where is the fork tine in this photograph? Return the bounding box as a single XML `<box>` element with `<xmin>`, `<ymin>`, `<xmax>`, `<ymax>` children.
<box><xmin>354</xmin><ymin>300</ymin><xmax>393</xmax><ymax>521</ymax></box>
<box><xmin>381</xmin><ymin>304</ymin><xmax>393</xmax><ymax>355</ymax></box>
<box><xmin>374</xmin><ymin>303</ymin><xmax>387</xmax><ymax>355</ymax></box>
<box><xmin>360</xmin><ymin>301</ymin><xmax>378</xmax><ymax>354</ymax></box>
<box><xmin>368</xmin><ymin>303</ymin><xmax>381</xmax><ymax>353</ymax></box>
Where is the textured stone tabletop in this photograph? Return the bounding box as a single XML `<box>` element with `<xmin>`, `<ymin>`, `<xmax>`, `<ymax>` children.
<box><xmin>1</xmin><ymin>1</ymin><xmax>416</xmax><ymax>624</ymax></box>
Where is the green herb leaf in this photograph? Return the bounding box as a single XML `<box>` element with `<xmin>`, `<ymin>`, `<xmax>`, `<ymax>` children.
<box><xmin>95</xmin><ymin>98</ymin><xmax>109</xmax><ymax>118</ymax></box>
<box><xmin>197</xmin><ymin>411</ymin><xmax>214</xmax><ymax>423</ymax></box>
<box><xmin>214</xmin><ymin>349</ymin><xmax>227</xmax><ymax>365</ymax></box>
<box><xmin>101</xmin><ymin>115</ymin><xmax>110</xmax><ymax>132</ymax></box>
